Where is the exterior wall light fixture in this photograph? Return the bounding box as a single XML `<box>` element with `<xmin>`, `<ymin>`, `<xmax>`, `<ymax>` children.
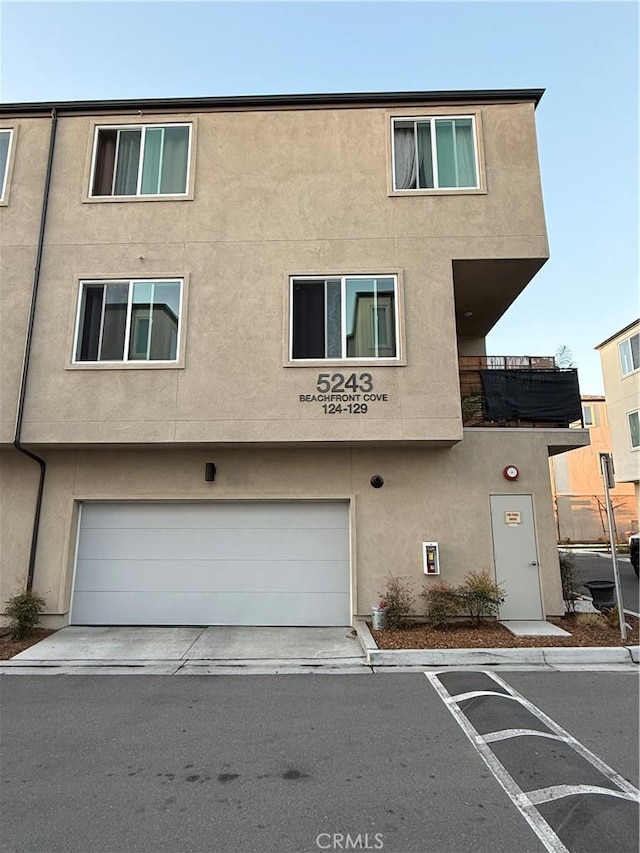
<box><xmin>204</xmin><ymin>462</ymin><xmax>217</xmax><ymax>482</ymax></box>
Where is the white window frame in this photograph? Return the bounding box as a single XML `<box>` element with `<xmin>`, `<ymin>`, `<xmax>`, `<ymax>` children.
<box><xmin>628</xmin><ymin>410</ymin><xmax>640</xmax><ymax>450</ymax></box>
<box><xmin>391</xmin><ymin>115</ymin><xmax>480</xmax><ymax>191</ymax></box>
<box><xmin>618</xmin><ymin>333</ymin><xmax>640</xmax><ymax>377</ymax></box>
<box><xmin>582</xmin><ymin>404</ymin><xmax>594</xmax><ymax>426</ymax></box>
<box><xmin>88</xmin><ymin>124</ymin><xmax>192</xmax><ymax>198</ymax></box>
<box><xmin>73</xmin><ymin>278</ymin><xmax>183</xmax><ymax>365</ymax></box>
<box><xmin>289</xmin><ymin>274</ymin><xmax>400</xmax><ymax>363</ymax></box>
<box><xmin>0</xmin><ymin>128</ymin><xmax>14</xmax><ymax>202</ymax></box>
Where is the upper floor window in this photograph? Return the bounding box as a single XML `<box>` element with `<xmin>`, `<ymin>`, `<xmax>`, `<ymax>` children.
<box><xmin>629</xmin><ymin>410</ymin><xmax>639</xmax><ymax>449</ymax></box>
<box><xmin>582</xmin><ymin>404</ymin><xmax>594</xmax><ymax>426</ymax></box>
<box><xmin>0</xmin><ymin>129</ymin><xmax>13</xmax><ymax>201</ymax></box>
<box><xmin>392</xmin><ymin>116</ymin><xmax>478</xmax><ymax>191</ymax></box>
<box><xmin>74</xmin><ymin>279</ymin><xmax>182</xmax><ymax>363</ymax></box>
<box><xmin>89</xmin><ymin>124</ymin><xmax>191</xmax><ymax>197</ymax></box>
<box><xmin>291</xmin><ymin>276</ymin><xmax>398</xmax><ymax>361</ymax></box>
<box><xmin>619</xmin><ymin>333</ymin><xmax>639</xmax><ymax>376</ymax></box>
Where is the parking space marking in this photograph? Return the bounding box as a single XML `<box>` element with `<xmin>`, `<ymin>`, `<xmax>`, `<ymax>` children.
<box><xmin>527</xmin><ymin>784</ymin><xmax>638</xmax><ymax>806</ymax></box>
<box><xmin>426</xmin><ymin>670</ymin><xmax>640</xmax><ymax>853</ymax></box>
<box><xmin>450</xmin><ymin>689</ymin><xmax>525</xmax><ymax>703</ymax></box>
<box><xmin>483</xmin><ymin>728</ymin><xmax>567</xmax><ymax>744</ymax></box>
<box><xmin>484</xmin><ymin>671</ymin><xmax>639</xmax><ymax>798</ymax></box>
<box><xmin>427</xmin><ymin>672</ymin><xmax>571</xmax><ymax>853</ymax></box>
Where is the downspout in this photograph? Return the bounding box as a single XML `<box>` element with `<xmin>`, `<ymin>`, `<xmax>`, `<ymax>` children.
<box><xmin>13</xmin><ymin>108</ymin><xmax>58</xmax><ymax>591</ymax></box>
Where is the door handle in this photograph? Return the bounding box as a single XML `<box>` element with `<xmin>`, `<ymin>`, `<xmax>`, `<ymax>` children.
<box><xmin>529</xmin><ymin>561</ymin><xmax>538</xmax><ymax>566</ymax></box>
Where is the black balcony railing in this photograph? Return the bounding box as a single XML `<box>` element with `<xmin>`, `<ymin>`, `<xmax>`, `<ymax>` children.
<box><xmin>459</xmin><ymin>356</ymin><xmax>583</xmax><ymax>428</ymax></box>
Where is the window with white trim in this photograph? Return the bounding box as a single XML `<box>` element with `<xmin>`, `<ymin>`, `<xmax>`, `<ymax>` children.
<box><xmin>619</xmin><ymin>333</ymin><xmax>639</xmax><ymax>376</ymax></box>
<box><xmin>74</xmin><ymin>279</ymin><xmax>182</xmax><ymax>363</ymax></box>
<box><xmin>582</xmin><ymin>404</ymin><xmax>594</xmax><ymax>426</ymax></box>
<box><xmin>291</xmin><ymin>276</ymin><xmax>398</xmax><ymax>361</ymax></box>
<box><xmin>0</xmin><ymin>129</ymin><xmax>13</xmax><ymax>200</ymax></box>
<box><xmin>392</xmin><ymin>116</ymin><xmax>479</xmax><ymax>191</ymax></box>
<box><xmin>628</xmin><ymin>410</ymin><xmax>640</xmax><ymax>449</ymax></box>
<box><xmin>90</xmin><ymin>124</ymin><xmax>191</xmax><ymax>197</ymax></box>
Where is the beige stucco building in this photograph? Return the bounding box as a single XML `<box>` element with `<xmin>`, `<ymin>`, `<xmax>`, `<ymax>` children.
<box><xmin>0</xmin><ymin>90</ymin><xmax>588</xmax><ymax>628</ymax></box>
<box><xmin>596</xmin><ymin>321</ymin><xmax>640</xmax><ymax>520</ymax></box>
<box><xmin>549</xmin><ymin>396</ymin><xmax>637</xmax><ymax>543</ymax></box>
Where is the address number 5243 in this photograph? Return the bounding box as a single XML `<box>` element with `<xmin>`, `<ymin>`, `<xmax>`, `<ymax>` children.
<box><xmin>316</xmin><ymin>373</ymin><xmax>373</xmax><ymax>393</ymax></box>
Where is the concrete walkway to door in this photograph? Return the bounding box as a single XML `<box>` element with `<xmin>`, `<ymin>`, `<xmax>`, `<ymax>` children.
<box><xmin>5</xmin><ymin>626</ymin><xmax>368</xmax><ymax>674</ymax></box>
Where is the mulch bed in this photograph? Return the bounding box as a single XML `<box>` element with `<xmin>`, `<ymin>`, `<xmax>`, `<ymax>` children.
<box><xmin>371</xmin><ymin>615</ymin><xmax>640</xmax><ymax>650</ymax></box>
<box><xmin>0</xmin><ymin>629</ymin><xmax>57</xmax><ymax>660</ymax></box>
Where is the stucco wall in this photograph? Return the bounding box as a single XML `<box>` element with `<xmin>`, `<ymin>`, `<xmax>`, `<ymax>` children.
<box><xmin>2</xmin><ymin>101</ymin><xmax>548</xmax><ymax>447</ymax></box>
<box><xmin>549</xmin><ymin>400</ymin><xmax>637</xmax><ymax>541</ymax></box>
<box><xmin>598</xmin><ymin>324</ymin><xmax>640</xmax><ymax>494</ymax></box>
<box><xmin>2</xmin><ymin>430</ymin><xmax>565</xmax><ymax>626</ymax></box>
<box><xmin>0</xmin><ymin>451</ymin><xmax>41</xmax><ymax>613</ymax></box>
<box><xmin>0</xmin><ymin>118</ymin><xmax>52</xmax><ymax>443</ymax></box>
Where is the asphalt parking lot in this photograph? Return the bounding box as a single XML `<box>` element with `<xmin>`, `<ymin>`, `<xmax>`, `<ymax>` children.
<box><xmin>1</xmin><ymin>671</ymin><xmax>638</xmax><ymax>853</ymax></box>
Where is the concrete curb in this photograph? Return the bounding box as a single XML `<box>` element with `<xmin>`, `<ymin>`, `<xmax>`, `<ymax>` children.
<box><xmin>366</xmin><ymin>646</ymin><xmax>637</xmax><ymax>667</ymax></box>
<box><xmin>354</xmin><ymin>622</ymin><xmax>640</xmax><ymax>667</ymax></box>
<box><xmin>627</xmin><ymin>646</ymin><xmax>640</xmax><ymax>663</ymax></box>
<box><xmin>0</xmin><ymin>656</ymin><xmax>371</xmax><ymax>675</ymax></box>
<box><xmin>354</xmin><ymin>620</ymin><xmax>377</xmax><ymax>654</ymax></box>
<box><xmin>3</xmin><ymin>630</ymin><xmax>637</xmax><ymax>674</ymax></box>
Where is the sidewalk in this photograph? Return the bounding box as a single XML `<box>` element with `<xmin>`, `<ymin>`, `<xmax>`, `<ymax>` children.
<box><xmin>1</xmin><ymin>621</ymin><xmax>638</xmax><ymax>674</ymax></box>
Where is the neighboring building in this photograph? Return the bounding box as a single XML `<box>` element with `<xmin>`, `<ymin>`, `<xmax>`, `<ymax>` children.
<box><xmin>549</xmin><ymin>396</ymin><xmax>637</xmax><ymax>542</ymax></box>
<box><xmin>596</xmin><ymin>321</ymin><xmax>640</xmax><ymax>523</ymax></box>
<box><xmin>0</xmin><ymin>90</ymin><xmax>588</xmax><ymax>628</ymax></box>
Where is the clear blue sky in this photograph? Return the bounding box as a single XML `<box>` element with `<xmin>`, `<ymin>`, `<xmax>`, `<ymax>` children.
<box><xmin>2</xmin><ymin>1</ymin><xmax>637</xmax><ymax>393</ymax></box>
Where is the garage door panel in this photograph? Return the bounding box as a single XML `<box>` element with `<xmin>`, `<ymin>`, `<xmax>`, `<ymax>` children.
<box><xmin>80</xmin><ymin>502</ymin><xmax>348</xmax><ymax>531</ymax></box>
<box><xmin>74</xmin><ymin>559</ymin><xmax>350</xmax><ymax>593</ymax></box>
<box><xmin>72</xmin><ymin>502</ymin><xmax>350</xmax><ymax>626</ymax></box>
<box><xmin>71</xmin><ymin>591</ymin><xmax>351</xmax><ymax>627</ymax></box>
<box><xmin>77</xmin><ymin>527</ymin><xmax>348</xmax><ymax>562</ymax></box>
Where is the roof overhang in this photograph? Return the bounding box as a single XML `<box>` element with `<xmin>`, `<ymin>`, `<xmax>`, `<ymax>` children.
<box><xmin>0</xmin><ymin>89</ymin><xmax>545</xmax><ymax>117</ymax></box>
<box><xmin>453</xmin><ymin>257</ymin><xmax>548</xmax><ymax>339</ymax></box>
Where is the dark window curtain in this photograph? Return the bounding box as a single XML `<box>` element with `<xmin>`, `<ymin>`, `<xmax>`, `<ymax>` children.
<box><xmin>92</xmin><ymin>130</ymin><xmax>117</xmax><ymax>196</ymax></box>
<box><xmin>292</xmin><ymin>280</ymin><xmax>325</xmax><ymax>359</ymax></box>
<box><xmin>481</xmin><ymin>370</ymin><xmax>582</xmax><ymax>423</ymax></box>
<box><xmin>77</xmin><ymin>285</ymin><xmax>104</xmax><ymax>361</ymax></box>
<box><xmin>100</xmin><ymin>283</ymin><xmax>129</xmax><ymax>360</ymax></box>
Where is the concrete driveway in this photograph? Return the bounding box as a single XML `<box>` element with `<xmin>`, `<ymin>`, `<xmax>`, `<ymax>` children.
<box><xmin>9</xmin><ymin>626</ymin><xmax>366</xmax><ymax>673</ymax></box>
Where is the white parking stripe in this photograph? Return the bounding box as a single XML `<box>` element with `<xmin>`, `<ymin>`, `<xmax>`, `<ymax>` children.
<box><xmin>483</xmin><ymin>728</ymin><xmax>568</xmax><ymax>744</ymax></box>
<box><xmin>485</xmin><ymin>671</ymin><xmax>640</xmax><ymax>798</ymax></box>
<box><xmin>426</xmin><ymin>673</ymin><xmax>571</xmax><ymax>853</ymax></box>
<box><xmin>449</xmin><ymin>689</ymin><xmax>518</xmax><ymax>702</ymax></box>
<box><xmin>527</xmin><ymin>784</ymin><xmax>639</xmax><ymax>806</ymax></box>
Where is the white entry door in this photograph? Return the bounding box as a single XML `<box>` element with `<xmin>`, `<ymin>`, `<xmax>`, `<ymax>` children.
<box><xmin>489</xmin><ymin>494</ymin><xmax>543</xmax><ymax>620</ymax></box>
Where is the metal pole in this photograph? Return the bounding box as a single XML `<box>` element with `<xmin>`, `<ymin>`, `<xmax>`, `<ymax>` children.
<box><xmin>600</xmin><ymin>453</ymin><xmax>627</xmax><ymax>642</ymax></box>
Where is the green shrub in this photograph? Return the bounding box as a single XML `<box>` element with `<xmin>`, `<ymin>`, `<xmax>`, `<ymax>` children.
<box><xmin>378</xmin><ymin>574</ymin><xmax>415</xmax><ymax>629</ymax></box>
<box><xmin>458</xmin><ymin>571</ymin><xmax>505</xmax><ymax>625</ymax></box>
<box><xmin>3</xmin><ymin>590</ymin><xmax>46</xmax><ymax>640</ymax></box>
<box><xmin>558</xmin><ymin>551</ymin><xmax>581</xmax><ymax>614</ymax></box>
<box><xmin>421</xmin><ymin>581</ymin><xmax>460</xmax><ymax>628</ymax></box>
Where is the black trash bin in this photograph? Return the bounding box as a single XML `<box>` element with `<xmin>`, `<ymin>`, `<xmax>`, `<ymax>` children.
<box><xmin>584</xmin><ymin>580</ymin><xmax>616</xmax><ymax>612</ymax></box>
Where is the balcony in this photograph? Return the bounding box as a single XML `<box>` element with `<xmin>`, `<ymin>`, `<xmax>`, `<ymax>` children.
<box><xmin>459</xmin><ymin>356</ymin><xmax>583</xmax><ymax>428</ymax></box>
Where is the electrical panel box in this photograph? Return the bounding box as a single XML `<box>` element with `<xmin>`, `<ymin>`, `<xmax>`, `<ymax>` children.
<box><xmin>422</xmin><ymin>541</ymin><xmax>440</xmax><ymax>575</ymax></box>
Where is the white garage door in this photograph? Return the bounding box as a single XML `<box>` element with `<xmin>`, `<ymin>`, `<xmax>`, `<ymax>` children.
<box><xmin>71</xmin><ymin>502</ymin><xmax>350</xmax><ymax>626</ymax></box>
